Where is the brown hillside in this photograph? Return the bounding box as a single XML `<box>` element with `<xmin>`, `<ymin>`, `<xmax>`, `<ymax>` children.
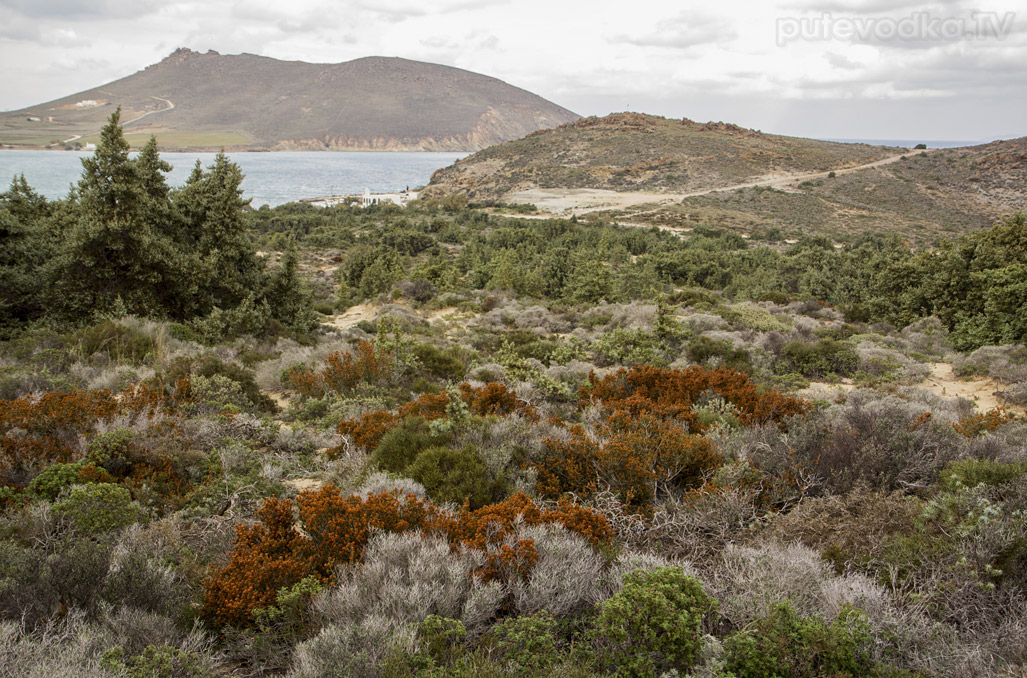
<box><xmin>0</xmin><ymin>49</ymin><xmax>579</xmax><ymax>151</ymax></box>
<box><xmin>422</xmin><ymin>112</ymin><xmax>904</xmax><ymax>201</ymax></box>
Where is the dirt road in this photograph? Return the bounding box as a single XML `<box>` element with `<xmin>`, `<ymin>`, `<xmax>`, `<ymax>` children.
<box><xmin>500</xmin><ymin>151</ymin><xmax>918</xmax><ymax>217</ymax></box>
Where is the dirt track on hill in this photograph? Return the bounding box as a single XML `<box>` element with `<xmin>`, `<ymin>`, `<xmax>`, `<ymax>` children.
<box><xmin>500</xmin><ymin>151</ymin><xmax>918</xmax><ymax>217</ymax></box>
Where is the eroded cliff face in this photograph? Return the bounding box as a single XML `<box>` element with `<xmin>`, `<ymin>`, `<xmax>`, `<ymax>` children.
<box><xmin>269</xmin><ymin>106</ymin><xmax>573</xmax><ymax>152</ymax></box>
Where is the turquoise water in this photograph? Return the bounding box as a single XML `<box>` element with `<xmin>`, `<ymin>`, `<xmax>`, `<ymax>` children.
<box><xmin>0</xmin><ymin>150</ymin><xmax>468</xmax><ymax>207</ymax></box>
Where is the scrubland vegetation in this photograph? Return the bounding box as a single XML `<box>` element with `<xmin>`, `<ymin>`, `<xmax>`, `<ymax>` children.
<box><xmin>1</xmin><ymin>114</ymin><xmax>1027</xmax><ymax>677</ymax></box>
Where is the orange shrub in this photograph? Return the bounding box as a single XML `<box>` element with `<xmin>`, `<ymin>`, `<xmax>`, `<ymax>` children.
<box><xmin>458</xmin><ymin>382</ymin><xmax>538</xmax><ymax>419</ymax></box>
<box><xmin>335</xmin><ymin>410</ymin><xmax>399</xmax><ymax>453</ymax></box>
<box><xmin>330</xmin><ymin>387</ymin><xmax>533</xmax><ymax>455</ymax></box>
<box><xmin>201</xmin><ymin>486</ymin><xmax>611</xmax><ymax>628</ymax></box>
<box><xmin>584</xmin><ymin>366</ymin><xmax>809</xmax><ymax>432</ymax></box>
<box><xmin>0</xmin><ymin>390</ymin><xmax>119</xmax><ymax>484</ymax></box>
<box><xmin>288</xmin><ymin>341</ymin><xmax>393</xmax><ymax>397</ymax></box>
<box><xmin>0</xmin><ymin>383</ymin><xmax>191</xmax><ymax>490</ymax></box>
<box><xmin>953</xmin><ymin>408</ymin><xmax>1015</xmax><ymax>438</ymax></box>
<box><xmin>535</xmin><ymin>411</ymin><xmax>722</xmax><ymax>507</ymax></box>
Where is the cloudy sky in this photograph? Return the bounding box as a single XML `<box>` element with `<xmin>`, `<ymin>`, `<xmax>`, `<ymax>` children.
<box><xmin>1</xmin><ymin>0</ymin><xmax>1024</xmax><ymax>141</ymax></box>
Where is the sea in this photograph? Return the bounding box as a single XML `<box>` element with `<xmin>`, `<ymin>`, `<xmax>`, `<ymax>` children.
<box><xmin>0</xmin><ymin>150</ymin><xmax>469</xmax><ymax>208</ymax></box>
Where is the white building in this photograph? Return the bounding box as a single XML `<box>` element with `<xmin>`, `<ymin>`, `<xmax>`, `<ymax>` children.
<box><xmin>361</xmin><ymin>188</ymin><xmax>419</xmax><ymax>208</ymax></box>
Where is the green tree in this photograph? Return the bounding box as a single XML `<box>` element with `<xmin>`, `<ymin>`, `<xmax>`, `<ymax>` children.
<box><xmin>50</xmin><ymin>108</ymin><xmax>178</xmax><ymax>320</ymax></box>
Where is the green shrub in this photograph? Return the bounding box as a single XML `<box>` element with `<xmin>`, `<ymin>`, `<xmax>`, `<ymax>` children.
<box><xmin>722</xmin><ymin>602</ymin><xmax>875</xmax><ymax>678</ymax></box>
<box><xmin>777</xmin><ymin>339</ymin><xmax>858</xmax><ymax>379</ymax></box>
<box><xmin>591</xmin><ymin>567</ymin><xmax>715</xmax><ymax>677</ymax></box>
<box><xmin>413</xmin><ymin>342</ymin><xmax>468</xmax><ymax>381</ymax></box>
<box><xmin>52</xmin><ymin>483</ymin><xmax>145</xmax><ymax>534</ymax></box>
<box><xmin>26</xmin><ymin>461</ymin><xmax>90</xmax><ymax>500</ymax></box>
<box><xmin>74</xmin><ymin>320</ymin><xmax>156</xmax><ymax>364</ymax></box>
<box><xmin>725</xmin><ymin>303</ymin><xmax>791</xmax><ymax>332</ymax></box>
<box><xmin>372</xmin><ymin>417</ymin><xmax>453</xmax><ymax>474</ymax></box>
<box><xmin>939</xmin><ymin>458</ymin><xmax>1027</xmax><ymax>491</ymax></box>
<box><xmin>593</xmin><ymin>328</ymin><xmax>666</xmax><ymax>367</ymax></box>
<box><xmin>407</xmin><ymin>445</ymin><xmax>493</xmax><ymax>509</ymax></box>
<box><xmin>165</xmin><ymin>355</ymin><xmax>276</xmax><ymax>413</ymax></box>
<box><xmin>489</xmin><ymin>611</ymin><xmax>562</xmax><ymax>676</ymax></box>
<box><xmin>416</xmin><ymin>615</ymin><xmax>467</xmax><ymax>668</ymax></box>
<box><xmin>102</xmin><ymin>645</ymin><xmax>211</xmax><ymax>678</ymax></box>
<box><xmin>190</xmin><ymin>374</ymin><xmax>250</xmax><ymax>413</ymax></box>
<box><xmin>688</xmin><ymin>336</ymin><xmax>752</xmax><ymax>372</ymax></box>
<box><xmin>86</xmin><ymin>428</ymin><xmax>136</xmax><ymax>475</ymax></box>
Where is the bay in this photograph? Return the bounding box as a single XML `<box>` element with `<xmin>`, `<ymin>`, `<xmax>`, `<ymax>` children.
<box><xmin>0</xmin><ymin>150</ymin><xmax>468</xmax><ymax>208</ymax></box>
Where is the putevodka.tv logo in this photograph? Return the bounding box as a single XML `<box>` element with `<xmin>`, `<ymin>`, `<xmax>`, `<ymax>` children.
<box><xmin>776</xmin><ymin>11</ymin><xmax>1017</xmax><ymax>46</ymax></box>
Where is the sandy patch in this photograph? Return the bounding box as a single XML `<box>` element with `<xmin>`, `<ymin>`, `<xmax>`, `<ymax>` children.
<box><xmin>265</xmin><ymin>390</ymin><xmax>292</xmax><ymax>411</ymax></box>
<box><xmin>921</xmin><ymin>363</ymin><xmax>1026</xmax><ymax>416</ymax></box>
<box><xmin>284</xmin><ymin>478</ymin><xmax>324</xmax><ymax>493</ymax></box>
<box><xmin>428</xmin><ymin>307</ymin><xmax>462</xmax><ymax>323</ymax></box>
<box><xmin>799</xmin><ymin>380</ymin><xmax>858</xmax><ymax>399</ymax></box>
<box><xmin>324</xmin><ymin>303</ymin><xmax>378</xmax><ymax>331</ymax></box>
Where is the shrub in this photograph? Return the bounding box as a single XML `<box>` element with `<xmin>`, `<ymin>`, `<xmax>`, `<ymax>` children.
<box><xmin>288</xmin><ymin>617</ymin><xmax>417</xmax><ymax>678</ymax></box>
<box><xmin>509</xmin><ymin>524</ymin><xmax>606</xmax><ymax>617</ymax></box>
<box><xmin>52</xmin><ymin>483</ymin><xmax>145</xmax><ymax>534</ymax></box>
<box><xmin>777</xmin><ymin>339</ymin><xmax>859</xmax><ymax>379</ymax></box>
<box><xmin>189</xmin><ymin>374</ymin><xmax>251</xmax><ymax>413</ymax></box>
<box><xmin>189</xmin><ymin>355</ymin><xmax>276</xmax><ymax>413</ymax></box>
<box><xmin>317</xmin><ymin>532</ymin><xmax>502</xmax><ymax>637</ymax></box>
<box><xmin>101</xmin><ymin>645</ymin><xmax>211</xmax><ymax>678</ymax></box>
<box><xmin>939</xmin><ymin>458</ymin><xmax>1027</xmax><ymax>491</ymax></box>
<box><xmin>489</xmin><ymin>611</ymin><xmax>562</xmax><ymax>675</ymax></box>
<box><xmin>370</xmin><ymin>417</ymin><xmax>453</xmax><ymax>473</ymax></box>
<box><xmin>26</xmin><ymin>461</ymin><xmax>110</xmax><ymax>500</ymax></box>
<box><xmin>459</xmin><ymin>382</ymin><xmax>538</xmax><ymax>419</ymax></box>
<box><xmin>288</xmin><ymin>340</ymin><xmax>394</xmax><ymax>397</ymax></box>
<box><xmin>407</xmin><ymin>445</ymin><xmax>494</xmax><ymax>509</ymax></box>
<box><xmin>417</xmin><ymin>615</ymin><xmax>467</xmax><ymax>668</ymax></box>
<box><xmin>74</xmin><ymin>320</ymin><xmax>156</xmax><ymax>364</ymax></box>
<box><xmin>536</xmin><ymin>411</ymin><xmax>721</xmax><ymax>507</ymax></box>
<box><xmin>952</xmin><ymin>408</ymin><xmax>1016</xmax><ymax>438</ymax></box>
<box><xmin>687</xmin><ymin>336</ymin><xmax>753</xmax><ymax>372</ymax></box>
<box><xmin>590</xmin><ymin>566</ymin><xmax>715</xmax><ymax>677</ymax></box>
<box><xmin>722</xmin><ymin>602</ymin><xmax>875</xmax><ymax>678</ymax></box>
<box><xmin>584</xmin><ymin>365</ymin><xmax>809</xmax><ymax>433</ymax></box>
<box><xmin>201</xmin><ymin>486</ymin><xmax>611</xmax><ymax>628</ymax></box>
<box><xmin>413</xmin><ymin>342</ymin><xmax>468</xmax><ymax>381</ymax></box>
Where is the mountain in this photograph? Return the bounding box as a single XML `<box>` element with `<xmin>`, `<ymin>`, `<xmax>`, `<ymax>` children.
<box><xmin>0</xmin><ymin>49</ymin><xmax>580</xmax><ymax>151</ymax></box>
<box><xmin>423</xmin><ymin>113</ymin><xmax>1027</xmax><ymax>243</ymax></box>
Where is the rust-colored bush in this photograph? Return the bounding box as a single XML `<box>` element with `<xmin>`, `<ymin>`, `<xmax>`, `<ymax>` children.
<box><xmin>330</xmin><ymin>386</ymin><xmax>534</xmax><ymax>455</ymax></box>
<box><xmin>535</xmin><ymin>411</ymin><xmax>722</xmax><ymax>507</ymax></box>
<box><xmin>953</xmin><ymin>408</ymin><xmax>1015</xmax><ymax>438</ymax></box>
<box><xmin>458</xmin><ymin>382</ymin><xmax>538</xmax><ymax>419</ymax></box>
<box><xmin>335</xmin><ymin>410</ymin><xmax>399</xmax><ymax>453</ymax></box>
<box><xmin>0</xmin><ymin>382</ymin><xmax>192</xmax><ymax>491</ymax></box>
<box><xmin>288</xmin><ymin>341</ymin><xmax>393</xmax><ymax>397</ymax></box>
<box><xmin>0</xmin><ymin>389</ymin><xmax>120</xmax><ymax>485</ymax></box>
<box><xmin>200</xmin><ymin>486</ymin><xmax>611</xmax><ymax>628</ymax></box>
<box><xmin>584</xmin><ymin>366</ymin><xmax>809</xmax><ymax>432</ymax></box>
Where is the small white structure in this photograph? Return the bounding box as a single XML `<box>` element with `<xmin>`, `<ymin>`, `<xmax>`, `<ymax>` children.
<box><xmin>361</xmin><ymin>187</ymin><xmax>419</xmax><ymax>208</ymax></box>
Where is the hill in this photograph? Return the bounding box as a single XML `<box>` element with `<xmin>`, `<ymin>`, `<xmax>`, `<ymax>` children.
<box><xmin>424</xmin><ymin>113</ymin><xmax>1027</xmax><ymax>243</ymax></box>
<box><xmin>422</xmin><ymin>112</ymin><xmax>904</xmax><ymax>200</ymax></box>
<box><xmin>617</xmin><ymin>136</ymin><xmax>1027</xmax><ymax>243</ymax></box>
<box><xmin>0</xmin><ymin>49</ymin><xmax>579</xmax><ymax>151</ymax></box>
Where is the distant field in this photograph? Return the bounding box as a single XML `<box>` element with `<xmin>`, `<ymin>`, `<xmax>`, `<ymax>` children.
<box><xmin>0</xmin><ymin>134</ymin><xmax>72</xmax><ymax>147</ymax></box>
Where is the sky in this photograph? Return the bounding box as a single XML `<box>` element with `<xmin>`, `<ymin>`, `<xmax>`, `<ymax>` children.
<box><xmin>0</xmin><ymin>0</ymin><xmax>1024</xmax><ymax>142</ymax></box>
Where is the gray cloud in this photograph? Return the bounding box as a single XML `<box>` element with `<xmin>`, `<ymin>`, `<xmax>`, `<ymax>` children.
<box><xmin>610</xmin><ymin>12</ymin><xmax>738</xmax><ymax>49</ymax></box>
<box><xmin>0</xmin><ymin>0</ymin><xmax>162</xmax><ymax>20</ymax></box>
<box><xmin>824</xmin><ymin>52</ymin><xmax>862</xmax><ymax>69</ymax></box>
